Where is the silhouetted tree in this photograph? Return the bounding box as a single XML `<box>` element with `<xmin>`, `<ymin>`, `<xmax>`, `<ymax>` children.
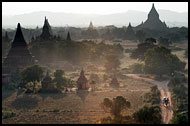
<box><xmin>144</xmin><ymin>46</ymin><xmax>186</xmax><ymax>77</ymax></box>
<box><xmin>100</xmin><ymin>96</ymin><xmax>131</xmax><ymax>119</ymax></box>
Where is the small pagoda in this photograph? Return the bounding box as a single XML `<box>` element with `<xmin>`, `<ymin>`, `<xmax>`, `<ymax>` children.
<box><xmin>125</xmin><ymin>22</ymin><xmax>136</xmax><ymax>40</ymax></box>
<box><xmin>2</xmin><ymin>31</ymin><xmax>11</xmax><ymax>42</ymax></box>
<box><xmin>66</xmin><ymin>32</ymin><xmax>71</xmax><ymax>41</ymax></box>
<box><xmin>109</xmin><ymin>75</ymin><xmax>120</xmax><ymax>88</ymax></box>
<box><xmin>77</xmin><ymin>69</ymin><xmax>89</xmax><ymax>90</ymax></box>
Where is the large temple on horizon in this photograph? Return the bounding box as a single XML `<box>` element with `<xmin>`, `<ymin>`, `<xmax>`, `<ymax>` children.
<box><xmin>135</xmin><ymin>3</ymin><xmax>168</xmax><ymax>31</ymax></box>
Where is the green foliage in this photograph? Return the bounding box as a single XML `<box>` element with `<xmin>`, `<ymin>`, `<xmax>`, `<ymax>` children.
<box><xmin>144</xmin><ymin>85</ymin><xmax>161</xmax><ymax>105</ymax></box>
<box><xmin>104</xmin><ymin>53</ymin><xmax>121</xmax><ymax>72</ymax></box>
<box><xmin>133</xmin><ymin>105</ymin><xmax>162</xmax><ymax>124</ymax></box>
<box><xmin>2</xmin><ymin>111</ymin><xmax>17</xmax><ymax>119</ymax></box>
<box><xmin>144</xmin><ymin>46</ymin><xmax>186</xmax><ymax>77</ymax></box>
<box><xmin>20</xmin><ymin>65</ymin><xmax>44</xmax><ymax>84</ymax></box>
<box><xmin>53</xmin><ymin>69</ymin><xmax>74</xmax><ymax>90</ymax></box>
<box><xmin>24</xmin><ymin>81</ymin><xmax>41</xmax><ymax>93</ymax></box>
<box><xmin>130</xmin><ymin>39</ymin><xmax>156</xmax><ymax>60</ymax></box>
<box><xmin>54</xmin><ymin>69</ymin><xmax>65</xmax><ymax>78</ymax></box>
<box><xmin>29</xmin><ymin>40</ymin><xmax>123</xmax><ymax>65</ymax></box>
<box><xmin>171</xmin><ymin>111</ymin><xmax>188</xmax><ymax>124</ymax></box>
<box><xmin>129</xmin><ymin>63</ymin><xmax>144</xmax><ymax>74</ymax></box>
<box><xmin>100</xmin><ymin>96</ymin><xmax>131</xmax><ymax>118</ymax></box>
<box><xmin>158</xmin><ymin>37</ymin><xmax>172</xmax><ymax>47</ymax></box>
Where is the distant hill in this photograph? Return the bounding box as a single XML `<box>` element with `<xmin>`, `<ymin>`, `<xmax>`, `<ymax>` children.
<box><xmin>2</xmin><ymin>10</ymin><xmax>188</xmax><ymax>29</ymax></box>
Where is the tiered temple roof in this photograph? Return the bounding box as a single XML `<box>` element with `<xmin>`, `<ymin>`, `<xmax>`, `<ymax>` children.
<box><xmin>39</xmin><ymin>16</ymin><xmax>53</xmax><ymax>41</ymax></box>
<box><xmin>136</xmin><ymin>3</ymin><xmax>167</xmax><ymax>31</ymax></box>
<box><xmin>77</xmin><ymin>69</ymin><xmax>89</xmax><ymax>90</ymax></box>
<box><xmin>2</xmin><ymin>23</ymin><xmax>35</xmax><ymax>75</ymax></box>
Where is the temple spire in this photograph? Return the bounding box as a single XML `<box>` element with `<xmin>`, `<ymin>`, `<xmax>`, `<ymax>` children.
<box><xmin>66</xmin><ymin>32</ymin><xmax>71</xmax><ymax>41</ymax></box>
<box><xmin>12</xmin><ymin>23</ymin><xmax>27</xmax><ymax>47</ymax></box>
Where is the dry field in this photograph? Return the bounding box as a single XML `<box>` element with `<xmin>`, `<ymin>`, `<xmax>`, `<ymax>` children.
<box><xmin>2</xmin><ymin>76</ymin><xmax>152</xmax><ymax>124</ymax></box>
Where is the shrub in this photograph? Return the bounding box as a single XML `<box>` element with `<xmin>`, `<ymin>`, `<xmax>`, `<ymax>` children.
<box><xmin>133</xmin><ymin>105</ymin><xmax>162</xmax><ymax>124</ymax></box>
<box><xmin>129</xmin><ymin>63</ymin><xmax>144</xmax><ymax>74</ymax></box>
<box><xmin>100</xmin><ymin>96</ymin><xmax>131</xmax><ymax>119</ymax></box>
<box><xmin>20</xmin><ymin>65</ymin><xmax>44</xmax><ymax>84</ymax></box>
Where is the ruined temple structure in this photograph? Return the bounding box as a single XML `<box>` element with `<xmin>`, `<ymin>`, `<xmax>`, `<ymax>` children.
<box><xmin>66</xmin><ymin>32</ymin><xmax>71</xmax><ymax>41</ymax></box>
<box><xmin>77</xmin><ymin>69</ymin><xmax>89</xmax><ymax>90</ymax></box>
<box><xmin>2</xmin><ymin>23</ymin><xmax>36</xmax><ymax>75</ymax></box>
<box><xmin>109</xmin><ymin>75</ymin><xmax>120</xmax><ymax>88</ymax></box>
<box><xmin>41</xmin><ymin>71</ymin><xmax>53</xmax><ymax>89</ymax></box>
<box><xmin>136</xmin><ymin>3</ymin><xmax>167</xmax><ymax>31</ymax></box>
<box><xmin>125</xmin><ymin>23</ymin><xmax>137</xmax><ymax>40</ymax></box>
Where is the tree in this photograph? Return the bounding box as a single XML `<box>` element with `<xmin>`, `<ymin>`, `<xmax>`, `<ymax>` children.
<box><xmin>158</xmin><ymin>37</ymin><xmax>172</xmax><ymax>47</ymax></box>
<box><xmin>145</xmin><ymin>37</ymin><xmax>157</xmax><ymax>45</ymax></box>
<box><xmin>144</xmin><ymin>46</ymin><xmax>186</xmax><ymax>77</ymax></box>
<box><xmin>100</xmin><ymin>96</ymin><xmax>131</xmax><ymax>119</ymax></box>
<box><xmin>104</xmin><ymin>53</ymin><xmax>120</xmax><ymax>72</ymax></box>
<box><xmin>130</xmin><ymin>40</ymin><xmax>156</xmax><ymax>60</ymax></box>
<box><xmin>129</xmin><ymin>63</ymin><xmax>144</xmax><ymax>74</ymax></box>
<box><xmin>133</xmin><ymin>105</ymin><xmax>162</xmax><ymax>124</ymax></box>
<box><xmin>20</xmin><ymin>65</ymin><xmax>44</xmax><ymax>84</ymax></box>
<box><xmin>53</xmin><ymin>69</ymin><xmax>74</xmax><ymax>89</ymax></box>
<box><xmin>136</xmin><ymin>30</ymin><xmax>146</xmax><ymax>43</ymax></box>
<box><xmin>171</xmin><ymin>112</ymin><xmax>188</xmax><ymax>124</ymax></box>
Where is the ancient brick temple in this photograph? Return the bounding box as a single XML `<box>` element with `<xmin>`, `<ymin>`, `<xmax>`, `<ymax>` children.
<box><xmin>40</xmin><ymin>16</ymin><xmax>53</xmax><ymax>40</ymax></box>
<box><xmin>136</xmin><ymin>3</ymin><xmax>167</xmax><ymax>31</ymax></box>
<box><xmin>2</xmin><ymin>23</ymin><xmax>35</xmax><ymax>75</ymax></box>
<box><xmin>77</xmin><ymin>69</ymin><xmax>89</xmax><ymax>90</ymax></box>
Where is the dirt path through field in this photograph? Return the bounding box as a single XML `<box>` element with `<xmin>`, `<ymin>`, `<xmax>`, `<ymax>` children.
<box><xmin>126</xmin><ymin>74</ymin><xmax>173</xmax><ymax>124</ymax></box>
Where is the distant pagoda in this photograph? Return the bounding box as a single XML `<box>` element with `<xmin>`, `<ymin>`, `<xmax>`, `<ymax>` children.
<box><xmin>81</xmin><ymin>21</ymin><xmax>99</xmax><ymax>39</ymax></box>
<box><xmin>77</xmin><ymin>69</ymin><xmax>89</xmax><ymax>90</ymax></box>
<box><xmin>2</xmin><ymin>32</ymin><xmax>11</xmax><ymax>42</ymax></box>
<box><xmin>66</xmin><ymin>32</ymin><xmax>71</xmax><ymax>41</ymax></box>
<box><xmin>88</xmin><ymin>21</ymin><xmax>94</xmax><ymax>30</ymax></box>
<box><xmin>136</xmin><ymin>3</ymin><xmax>167</xmax><ymax>31</ymax></box>
<box><xmin>125</xmin><ymin>22</ymin><xmax>137</xmax><ymax>40</ymax></box>
<box><xmin>2</xmin><ymin>23</ymin><xmax>35</xmax><ymax>75</ymax></box>
<box><xmin>39</xmin><ymin>16</ymin><xmax>53</xmax><ymax>41</ymax></box>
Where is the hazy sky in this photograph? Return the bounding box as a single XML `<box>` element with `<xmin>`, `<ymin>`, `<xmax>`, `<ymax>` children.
<box><xmin>2</xmin><ymin>2</ymin><xmax>188</xmax><ymax>16</ymax></box>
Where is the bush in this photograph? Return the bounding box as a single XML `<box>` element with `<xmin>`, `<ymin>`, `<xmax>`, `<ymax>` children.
<box><xmin>24</xmin><ymin>81</ymin><xmax>41</xmax><ymax>93</ymax></box>
<box><xmin>53</xmin><ymin>69</ymin><xmax>75</xmax><ymax>90</ymax></box>
<box><xmin>100</xmin><ymin>96</ymin><xmax>131</xmax><ymax>119</ymax></box>
<box><xmin>144</xmin><ymin>46</ymin><xmax>186</xmax><ymax>77</ymax></box>
<box><xmin>133</xmin><ymin>105</ymin><xmax>162</xmax><ymax>124</ymax></box>
<box><xmin>20</xmin><ymin>65</ymin><xmax>44</xmax><ymax>84</ymax></box>
<box><xmin>129</xmin><ymin>63</ymin><xmax>144</xmax><ymax>74</ymax></box>
<box><xmin>171</xmin><ymin>111</ymin><xmax>188</xmax><ymax>124</ymax></box>
<box><xmin>144</xmin><ymin>85</ymin><xmax>161</xmax><ymax>105</ymax></box>
<box><xmin>2</xmin><ymin>111</ymin><xmax>16</xmax><ymax>119</ymax></box>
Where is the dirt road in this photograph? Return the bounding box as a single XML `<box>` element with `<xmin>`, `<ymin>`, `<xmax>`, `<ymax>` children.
<box><xmin>126</xmin><ymin>74</ymin><xmax>173</xmax><ymax>124</ymax></box>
